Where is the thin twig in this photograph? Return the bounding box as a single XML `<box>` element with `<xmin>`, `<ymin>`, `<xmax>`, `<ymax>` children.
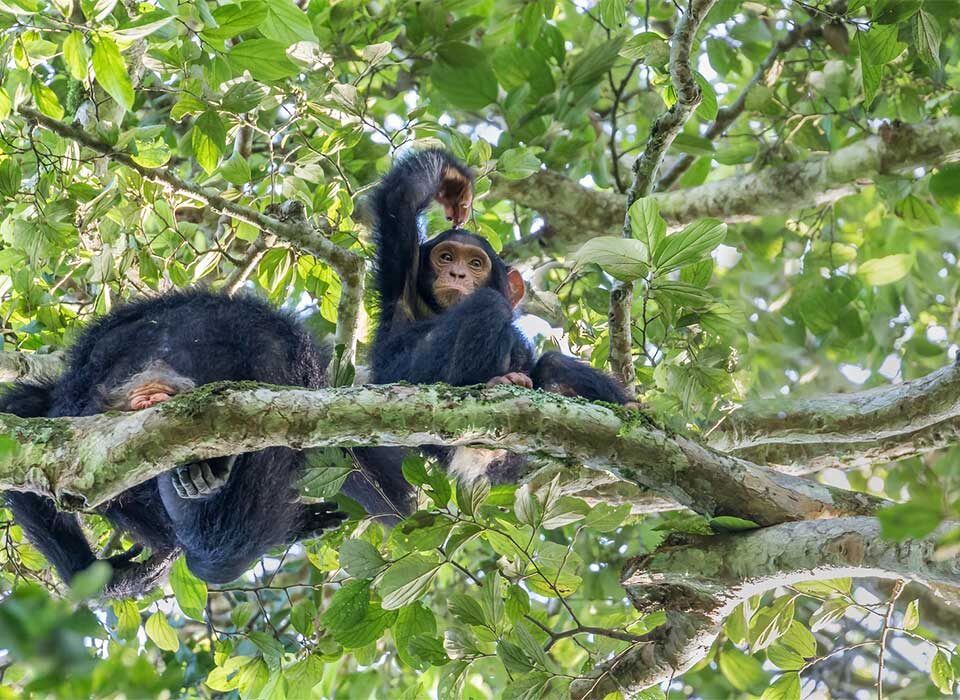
<box><xmin>607</xmin><ymin>0</ymin><xmax>717</xmax><ymax>389</ymax></box>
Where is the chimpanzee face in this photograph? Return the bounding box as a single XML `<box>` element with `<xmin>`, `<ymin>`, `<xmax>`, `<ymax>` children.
<box><xmin>429</xmin><ymin>239</ymin><xmax>493</xmax><ymax>307</ymax></box>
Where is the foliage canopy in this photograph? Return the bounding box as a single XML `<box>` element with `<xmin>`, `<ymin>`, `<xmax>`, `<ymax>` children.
<box><xmin>1</xmin><ymin>0</ymin><xmax>960</xmax><ymax>698</ymax></box>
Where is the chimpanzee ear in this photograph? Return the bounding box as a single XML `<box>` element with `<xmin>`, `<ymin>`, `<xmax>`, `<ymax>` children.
<box><xmin>506</xmin><ymin>268</ymin><xmax>525</xmax><ymax>309</ymax></box>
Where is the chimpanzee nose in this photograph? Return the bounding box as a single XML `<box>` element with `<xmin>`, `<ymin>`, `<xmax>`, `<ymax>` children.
<box><xmin>449</xmin><ymin>269</ymin><xmax>466</xmax><ymax>279</ymax></box>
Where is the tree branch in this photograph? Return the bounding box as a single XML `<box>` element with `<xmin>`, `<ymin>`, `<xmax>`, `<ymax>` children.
<box><xmin>709</xmin><ymin>362</ymin><xmax>960</xmax><ymax>473</ymax></box>
<box><xmin>498</xmin><ymin>118</ymin><xmax>960</xmax><ymax>259</ymax></box>
<box><xmin>0</xmin><ymin>351</ymin><xmax>65</xmax><ymax>383</ymax></box>
<box><xmin>656</xmin><ymin>3</ymin><xmax>838</xmax><ymax>190</ymax></box>
<box><xmin>608</xmin><ymin>0</ymin><xmax>717</xmax><ymax>388</ymax></box>
<box><xmin>16</xmin><ymin>107</ymin><xmax>365</xmax><ymax>364</ymax></box>
<box><xmin>571</xmin><ymin>517</ymin><xmax>960</xmax><ymax>699</ymax></box>
<box><xmin>0</xmin><ymin>383</ymin><xmax>882</xmax><ymax>525</ymax></box>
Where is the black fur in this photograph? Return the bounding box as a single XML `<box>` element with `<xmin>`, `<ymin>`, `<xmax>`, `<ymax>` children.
<box><xmin>2</xmin><ymin>291</ymin><xmax>345</xmax><ymax>587</ymax></box>
<box><xmin>351</xmin><ymin>149</ymin><xmax>633</xmax><ymax>520</ymax></box>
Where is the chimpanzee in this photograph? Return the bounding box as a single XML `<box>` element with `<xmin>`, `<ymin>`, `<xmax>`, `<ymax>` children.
<box><xmin>347</xmin><ymin>149</ymin><xmax>635</xmax><ymax>519</ymax></box>
<box><xmin>1</xmin><ymin>292</ymin><xmax>346</xmax><ymax>590</ymax></box>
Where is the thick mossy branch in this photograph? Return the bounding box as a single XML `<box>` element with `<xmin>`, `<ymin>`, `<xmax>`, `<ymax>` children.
<box><xmin>572</xmin><ymin>517</ymin><xmax>960</xmax><ymax>699</ymax></box>
<box><xmin>710</xmin><ymin>362</ymin><xmax>960</xmax><ymax>473</ymax></box>
<box><xmin>497</xmin><ymin>117</ymin><xmax>960</xmax><ymax>258</ymax></box>
<box><xmin>0</xmin><ymin>350</ymin><xmax>65</xmax><ymax>383</ymax></box>
<box><xmin>0</xmin><ymin>382</ymin><xmax>882</xmax><ymax>523</ymax></box>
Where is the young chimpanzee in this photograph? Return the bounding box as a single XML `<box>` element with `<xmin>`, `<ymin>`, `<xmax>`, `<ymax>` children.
<box><xmin>347</xmin><ymin>149</ymin><xmax>635</xmax><ymax>519</ymax></box>
<box><xmin>2</xmin><ymin>292</ymin><xmax>346</xmax><ymax>590</ymax></box>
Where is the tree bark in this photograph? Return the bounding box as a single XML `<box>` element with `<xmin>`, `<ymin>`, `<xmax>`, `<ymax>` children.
<box><xmin>0</xmin><ymin>382</ymin><xmax>882</xmax><ymax>524</ymax></box>
<box><xmin>497</xmin><ymin>118</ymin><xmax>960</xmax><ymax>258</ymax></box>
<box><xmin>572</xmin><ymin>517</ymin><xmax>960</xmax><ymax>699</ymax></box>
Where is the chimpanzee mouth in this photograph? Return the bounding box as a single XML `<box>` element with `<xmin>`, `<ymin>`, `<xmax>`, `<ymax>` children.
<box><xmin>435</xmin><ymin>286</ymin><xmax>469</xmax><ymax>306</ymax></box>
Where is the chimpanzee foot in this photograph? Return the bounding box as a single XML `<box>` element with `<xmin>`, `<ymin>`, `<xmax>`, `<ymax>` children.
<box><xmin>296</xmin><ymin>502</ymin><xmax>349</xmax><ymax>540</ymax></box>
<box><xmin>171</xmin><ymin>455</ymin><xmax>237</xmax><ymax>499</ymax></box>
<box><xmin>486</xmin><ymin>372</ymin><xmax>533</xmax><ymax>388</ymax></box>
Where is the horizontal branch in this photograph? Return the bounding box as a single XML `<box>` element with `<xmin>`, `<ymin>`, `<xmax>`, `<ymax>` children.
<box><xmin>498</xmin><ymin>118</ymin><xmax>960</xmax><ymax>258</ymax></box>
<box><xmin>17</xmin><ymin>107</ymin><xmax>365</xmax><ymax>362</ymax></box>
<box><xmin>709</xmin><ymin>362</ymin><xmax>960</xmax><ymax>473</ymax></box>
<box><xmin>0</xmin><ymin>350</ymin><xmax>65</xmax><ymax>383</ymax></box>
<box><xmin>0</xmin><ymin>383</ymin><xmax>882</xmax><ymax>525</ymax></box>
<box><xmin>572</xmin><ymin>517</ymin><xmax>960</xmax><ymax>699</ymax></box>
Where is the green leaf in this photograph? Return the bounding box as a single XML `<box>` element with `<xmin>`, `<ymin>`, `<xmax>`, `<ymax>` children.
<box><xmin>598</xmin><ymin>0</ymin><xmax>625</xmax><ymax>27</ymax></box>
<box><xmin>379</xmin><ymin>553</ymin><xmax>443</xmax><ymax>610</ymax></box>
<box><xmin>767</xmin><ymin>643</ymin><xmax>804</xmax><ymax>671</ymax></box>
<box><xmin>781</xmin><ymin>621</ymin><xmax>817</xmax><ymax>658</ymax></box>
<box><xmin>0</xmin><ymin>158</ymin><xmax>22</xmax><ymax>197</ymax></box>
<box><xmin>261</xmin><ymin>0</ymin><xmax>316</xmax><ymax>44</ymax></box>
<box><xmin>298</xmin><ymin>447</ymin><xmax>354</xmax><ymax>499</ymax></box>
<box><xmin>69</xmin><ymin>561</ymin><xmax>111</xmax><ymax>599</ymax></box>
<box><xmin>498</xmin><ymin>147</ymin><xmax>541</xmax><ymax>180</ymax></box>
<box><xmin>903</xmin><ymin>599</ymin><xmax>920</xmax><ymax>631</ymax></box>
<box><xmin>652</xmin><ymin>219</ymin><xmax>727</xmax><ymax>274</ymax></box>
<box><xmin>505</xmin><ymin>585</ymin><xmax>530</xmax><ymax>623</ymax></box>
<box><xmin>455</xmin><ymin>476</ymin><xmax>490</xmax><ymax>517</ymax></box>
<box><xmin>931</xmin><ymin>650</ymin><xmax>955</xmax><ymax>693</ymax></box>
<box><xmin>221</xmin><ymin>81</ymin><xmax>266</xmax><ymax>113</ymax></box>
<box><xmin>930</xmin><ymin>165</ymin><xmax>960</xmax><ymax>208</ymax></box>
<box><xmin>170</xmin><ymin>556</ymin><xmax>208</xmax><ymax>621</ymax></box>
<box><xmin>760</xmin><ymin>673</ymin><xmax>801</xmax><ymax>700</ymax></box>
<box><xmin>132</xmin><ymin>138</ymin><xmax>171</xmax><ymax>168</ymax></box>
<box><xmin>449</xmin><ymin>593</ymin><xmax>486</xmax><ymax>627</ymax></box>
<box><xmin>339</xmin><ymin>539</ymin><xmax>386</xmax><ymax>580</ymax></box>
<box><xmin>514</xmin><ymin>483</ymin><xmax>539</xmax><ymax>527</ymax></box>
<box><xmin>541</xmin><ymin>495</ymin><xmax>588</xmax><ymax>530</ymax></box>
<box><xmin>913</xmin><ymin>10</ymin><xmax>941</xmax><ymax>69</ymax></box>
<box><xmin>710</xmin><ymin>516</ymin><xmax>760</xmax><ymax>533</ymax></box>
<box><xmin>145</xmin><ymin>611</ymin><xmax>179</xmax><ymax>652</ymax></box>
<box><xmin>320</xmin><ymin>579</ymin><xmax>396</xmax><ymax>648</ymax></box>
<box><xmin>203</xmin><ymin>1</ymin><xmax>269</xmax><ymax>43</ymax></box>
<box><xmin>113</xmin><ymin>599</ymin><xmax>140</xmax><ymax>641</ymax></box>
<box><xmin>497</xmin><ymin>640</ymin><xmax>535</xmax><ymax>674</ymax></box>
<box><xmin>718</xmin><ymin>647</ymin><xmax>768</xmax><ymax>694</ymax></box>
<box><xmin>695</xmin><ymin>72</ymin><xmax>718</xmax><ymax>121</ymax></box>
<box><xmin>857</xmin><ymin>25</ymin><xmax>904</xmax><ymax>106</ymax></box>
<box><xmin>220</xmin><ymin>151</ymin><xmax>252</xmax><ymax>186</ymax></box>
<box><xmin>430</xmin><ymin>42</ymin><xmax>498</xmax><ymax>110</ymax></box>
<box><xmin>571</xmin><ymin>237</ymin><xmax>650</xmax><ymax>281</ymax></box>
<box><xmin>401</xmin><ymin>452</ymin><xmax>429</xmax><ymax>487</ymax></box>
<box><xmin>228</xmin><ymin>39</ymin><xmax>300</xmax><ymax>82</ymax></box>
<box><xmin>878</xmin><ymin>501</ymin><xmax>943</xmax><ymax>540</ymax></box>
<box><xmin>63</xmin><ymin>32</ymin><xmax>89</xmax><ymax>80</ymax></box>
<box><xmin>0</xmin><ymin>88</ymin><xmax>10</xmax><ymax>121</ymax></box>
<box><xmin>809</xmin><ymin>598</ymin><xmax>848</xmax><ymax>632</ymax></box>
<box><xmin>628</xmin><ymin>197</ymin><xmax>666</xmax><ymax>259</ymax></box>
<box><xmin>583</xmin><ymin>502</ymin><xmax>631</xmax><ymax>532</ymax></box>
<box><xmin>91</xmin><ymin>34</ymin><xmax>134</xmax><ymax>111</ymax></box>
<box><xmin>749</xmin><ymin>597</ymin><xmax>795</xmax><ymax>652</ymax></box>
<box><xmin>31</xmin><ymin>81</ymin><xmax>64</xmax><ymax>119</ymax></box>
<box><xmin>191</xmin><ymin>111</ymin><xmax>226</xmax><ymax>174</ymax></box>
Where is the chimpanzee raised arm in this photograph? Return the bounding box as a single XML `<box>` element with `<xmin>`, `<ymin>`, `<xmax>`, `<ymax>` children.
<box><xmin>348</xmin><ymin>149</ymin><xmax>637</xmax><ymax>521</ymax></box>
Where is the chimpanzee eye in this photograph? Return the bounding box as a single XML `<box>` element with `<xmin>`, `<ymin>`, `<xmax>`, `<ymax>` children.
<box><xmin>469</xmin><ymin>259</ymin><xmax>482</xmax><ymax>269</ymax></box>
<box><xmin>439</xmin><ymin>252</ymin><xmax>453</xmax><ymax>263</ymax></box>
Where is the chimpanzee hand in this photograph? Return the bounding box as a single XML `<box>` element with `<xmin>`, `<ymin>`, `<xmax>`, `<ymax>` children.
<box><xmin>296</xmin><ymin>502</ymin><xmax>349</xmax><ymax>541</ymax></box>
<box><xmin>486</xmin><ymin>372</ymin><xmax>533</xmax><ymax>389</ymax></box>
<box><xmin>435</xmin><ymin>166</ymin><xmax>473</xmax><ymax>228</ymax></box>
<box><xmin>171</xmin><ymin>455</ymin><xmax>237</xmax><ymax>499</ymax></box>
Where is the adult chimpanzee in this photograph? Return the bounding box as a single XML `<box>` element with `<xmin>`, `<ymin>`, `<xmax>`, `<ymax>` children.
<box><xmin>346</xmin><ymin>149</ymin><xmax>635</xmax><ymax>519</ymax></box>
<box><xmin>1</xmin><ymin>292</ymin><xmax>346</xmax><ymax>589</ymax></box>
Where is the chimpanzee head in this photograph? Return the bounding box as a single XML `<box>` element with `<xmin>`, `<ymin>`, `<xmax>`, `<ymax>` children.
<box><xmin>417</xmin><ymin>229</ymin><xmax>524</xmax><ymax>313</ymax></box>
